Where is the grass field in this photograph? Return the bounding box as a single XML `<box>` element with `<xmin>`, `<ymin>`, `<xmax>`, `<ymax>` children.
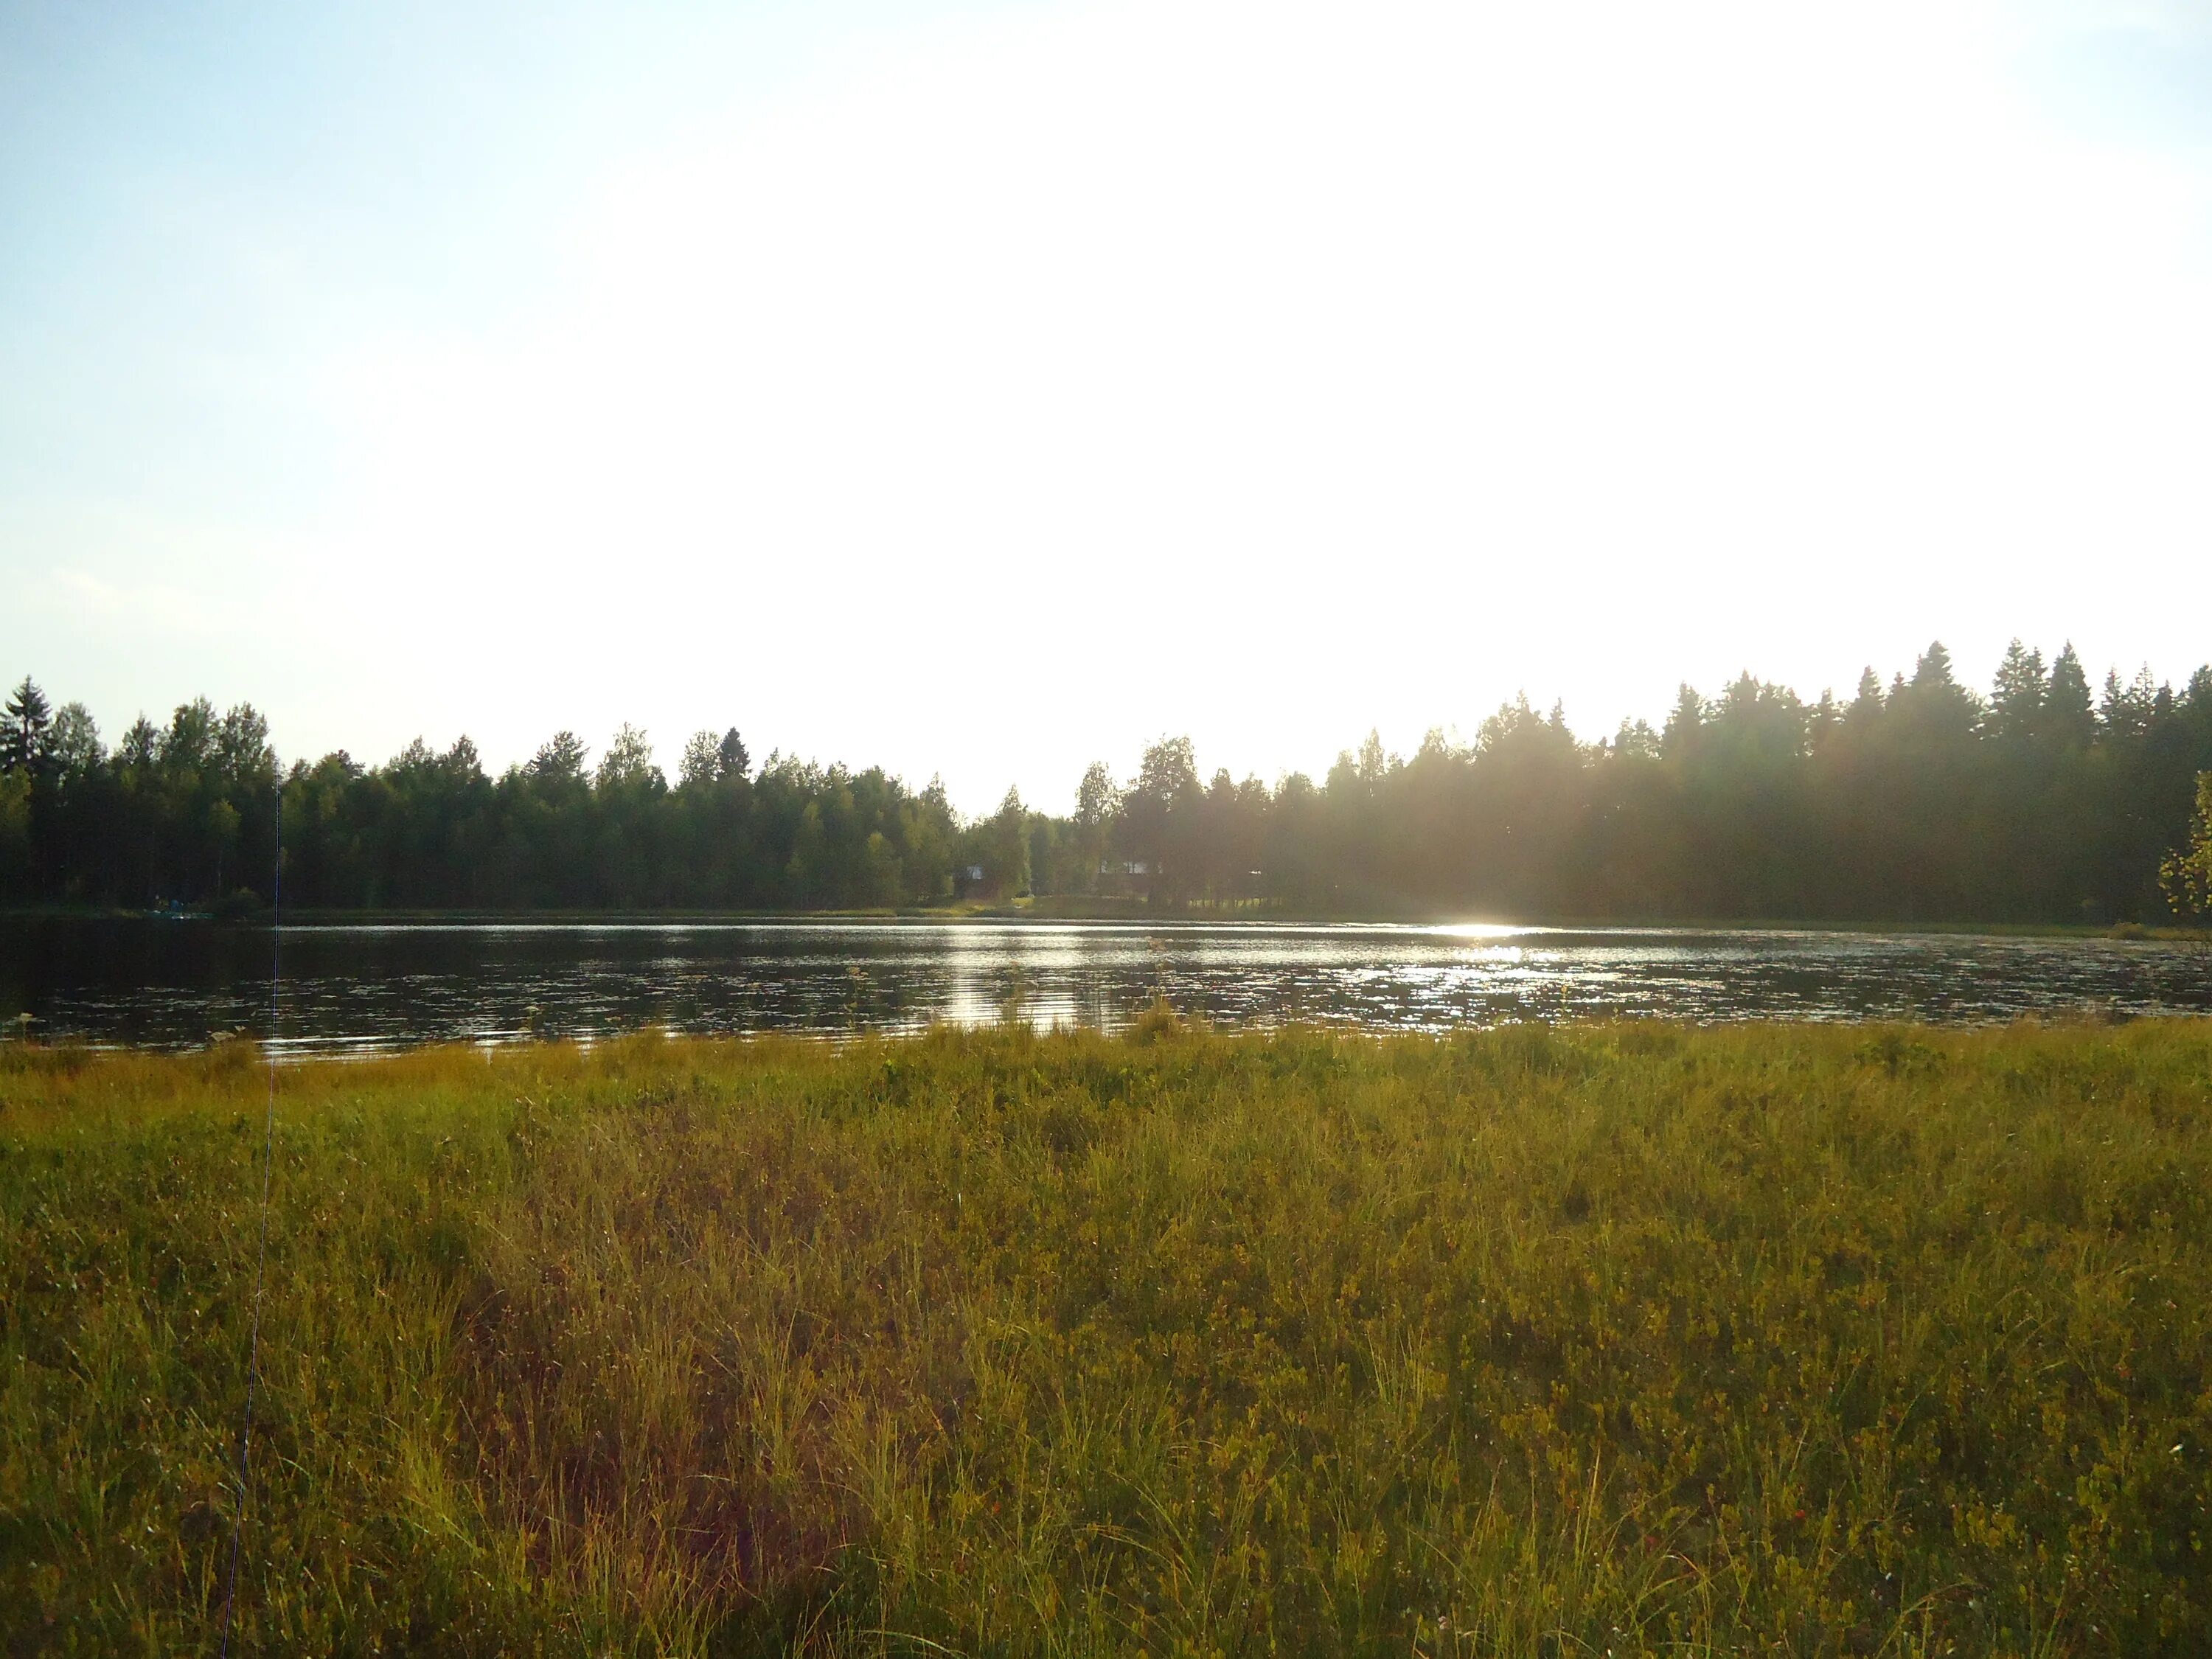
<box><xmin>2</xmin><ymin>1018</ymin><xmax>2208</xmax><ymax>1655</ymax></box>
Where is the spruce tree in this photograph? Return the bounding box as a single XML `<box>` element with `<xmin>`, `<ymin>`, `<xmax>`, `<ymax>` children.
<box><xmin>1</xmin><ymin>676</ymin><xmax>52</xmax><ymax>773</ymax></box>
<box><xmin>1987</xmin><ymin>640</ymin><xmax>2046</xmax><ymax>742</ymax></box>
<box><xmin>715</xmin><ymin>728</ymin><xmax>750</xmax><ymax>781</ymax></box>
<box><xmin>2043</xmin><ymin>644</ymin><xmax>2096</xmax><ymax>748</ymax></box>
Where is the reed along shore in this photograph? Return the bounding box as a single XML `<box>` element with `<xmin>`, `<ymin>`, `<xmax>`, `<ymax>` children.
<box><xmin>4</xmin><ymin>1019</ymin><xmax>2209</xmax><ymax>1655</ymax></box>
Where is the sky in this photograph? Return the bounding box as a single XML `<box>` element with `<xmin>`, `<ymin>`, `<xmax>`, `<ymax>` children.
<box><xmin>4</xmin><ymin>0</ymin><xmax>2211</xmax><ymax>815</ymax></box>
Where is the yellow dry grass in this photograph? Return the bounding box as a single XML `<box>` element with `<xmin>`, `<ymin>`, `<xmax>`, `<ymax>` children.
<box><xmin>2</xmin><ymin>1019</ymin><xmax>2208</xmax><ymax>1655</ymax></box>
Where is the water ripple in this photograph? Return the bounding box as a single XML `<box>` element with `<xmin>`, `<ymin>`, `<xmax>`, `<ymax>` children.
<box><xmin>4</xmin><ymin>920</ymin><xmax>2208</xmax><ymax>1054</ymax></box>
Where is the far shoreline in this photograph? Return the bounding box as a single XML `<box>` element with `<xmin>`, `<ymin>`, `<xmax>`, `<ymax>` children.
<box><xmin>4</xmin><ymin>898</ymin><xmax>2206</xmax><ymax>943</ymax></box>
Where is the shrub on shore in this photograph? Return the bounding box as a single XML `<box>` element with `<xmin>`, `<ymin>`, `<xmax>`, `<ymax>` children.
<box><xmin>2</xmin><ymin>1020</ymin><xmax>2209</xmax><ymax>1655</ymax></box>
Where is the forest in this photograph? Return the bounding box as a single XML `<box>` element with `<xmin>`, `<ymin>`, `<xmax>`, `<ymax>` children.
<box><xmin>4</xmin><ymin>639</ymin><xmax>2211</xmax><ymax>925</ymax></box>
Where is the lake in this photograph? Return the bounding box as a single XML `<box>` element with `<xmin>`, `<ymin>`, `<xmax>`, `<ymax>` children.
<box><xmin>4</xmin><ymin>918</ymin><xmax>2210</xmax><ymax>1057</ymax></box>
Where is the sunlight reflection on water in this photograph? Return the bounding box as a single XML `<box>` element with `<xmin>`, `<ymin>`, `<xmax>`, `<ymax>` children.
<box><xmin>3</xmin><ymin>919</ymin><xmax>2210</xmax><ymax>1056</ymax></box>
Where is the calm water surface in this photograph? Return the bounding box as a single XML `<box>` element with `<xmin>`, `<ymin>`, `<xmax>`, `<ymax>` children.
<box><xmin>4</xmin><ymin>919</ymin><xmax>2211</xmax><ymax>1056</ymax></box>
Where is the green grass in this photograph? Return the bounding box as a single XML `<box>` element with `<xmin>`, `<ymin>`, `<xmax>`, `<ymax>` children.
<box><xmin>3</xmin><ymin>1019</ymin><xmax>2210</xmax><ymax>1655</ymax></box>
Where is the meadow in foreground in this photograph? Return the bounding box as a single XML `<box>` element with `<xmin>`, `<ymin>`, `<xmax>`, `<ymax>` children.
<box><xmin>1</xmin><ymin>1019</ymin><xmax>2208</xmax><ymax>1656</ymax></box>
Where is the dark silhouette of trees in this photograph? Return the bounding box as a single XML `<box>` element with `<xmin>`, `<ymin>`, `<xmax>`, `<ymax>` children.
<box><xmin>5</xmin><ymin>639</ymin><xmax>2212</xmax><ymax>922</ymax></box>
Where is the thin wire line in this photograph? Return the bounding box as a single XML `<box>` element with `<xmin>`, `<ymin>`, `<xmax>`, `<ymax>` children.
<box><xmin>220</xmin><ymin>789</ymin><xmax>280</xmax><ymax>1655</ymax></box>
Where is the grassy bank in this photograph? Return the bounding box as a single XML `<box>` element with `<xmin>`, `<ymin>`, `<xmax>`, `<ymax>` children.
<box><xmin>3</xmin><ymin>1023</ymin><xmax>2209</xmax><ymax>1655</ymax></box>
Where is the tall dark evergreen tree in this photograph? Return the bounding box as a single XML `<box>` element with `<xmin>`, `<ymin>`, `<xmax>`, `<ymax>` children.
<box><xmin>2044</xmin><ymin>643</ymin><xmax>2097</xmax><ymax>748</ymax></box>
<box><xmin>1</xmin><ymin>677</ymin><xmax>53</xmax><ymax>775</ymax></box>
<box><xmin>1986</xmin><ymin>640</ymin><xmax>2045</xmax><ymax>744</ymax></box>
<box><xmin>715</xmin><ymin>728</ymin><xmax>750</xmax><ymax>781</ymax></box>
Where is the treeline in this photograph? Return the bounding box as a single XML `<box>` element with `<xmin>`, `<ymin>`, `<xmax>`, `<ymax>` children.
<box><xmin>4</xmin><ymin>639</ymin><xmax>2211</xmax><ymax>922</ymax></box>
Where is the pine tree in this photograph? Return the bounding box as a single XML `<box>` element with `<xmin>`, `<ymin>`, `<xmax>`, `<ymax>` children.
<box><xmin>1660</xmin><ymin>684</ymin><xmax>1708</xmax><ymax>757</ymax></box>
<box><xmin>1</xmin><ymin>676</ymin><xmax>52</xmax><ymax>773</ymax></box>
<box><xmin>715</xmin><ymin>728</ymin><xmax>750</xmax><ymax>780</ymax></box>
<box><xmin>2099</xmin><ymin>667</ymin><xmax>2162</xmax><ymax>742</ymax></box>
<box><xmin>1987</xmin><ymin>640</ymin><xmax>2045</xmax><ymax>742</ymax></box>
<box><xmin>1900</xmin><ymin>642</ymin><xmax>1979</xmax><ymax>735</ymax></box>
<box><xmin>2043</xmin><ymin>644</ymin><xmax>2096</xmax><ymax>748</ymax></box>
<box><xmin>1844</xmin><ymin>667</ymin><xmax>1885</xmax><ymax>726</ymax></box>
<box><xmin>529</xmin><ymin>731</ymin><xmax>589</xmax><ymax>784</ymax></box>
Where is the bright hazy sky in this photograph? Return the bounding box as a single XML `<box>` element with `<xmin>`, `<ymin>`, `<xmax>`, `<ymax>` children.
<box><xmin>4</xmin><ymin>1</ymin><xmax>2210</xmax><ymax>815</ymax></box>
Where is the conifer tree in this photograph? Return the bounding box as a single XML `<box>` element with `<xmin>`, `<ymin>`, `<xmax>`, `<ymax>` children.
<box><xmin>2044</xmin><ymin>644</ymin><xmax>2096</xmax><ymax>748</ymax></box>
<box><xmin>1</xmin><ymin>676</ymin><xmax>52</xmax><ymax>773</ymax></box>
<box><xmin>1987</xmin><ymin>640</ymin><xmax>2046</xmax><ymax>742</ymax></box>
<box><xmin>714</xmin><ymin>728</ymin><xmax>750</xmax><ymax>780</ymax></box>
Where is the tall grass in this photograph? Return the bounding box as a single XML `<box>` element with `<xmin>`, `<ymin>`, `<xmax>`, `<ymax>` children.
<box><xmin>2</xmin><ymin>1020</ymin><xmax>2208</xmax><ymax>1655</ymax></box>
